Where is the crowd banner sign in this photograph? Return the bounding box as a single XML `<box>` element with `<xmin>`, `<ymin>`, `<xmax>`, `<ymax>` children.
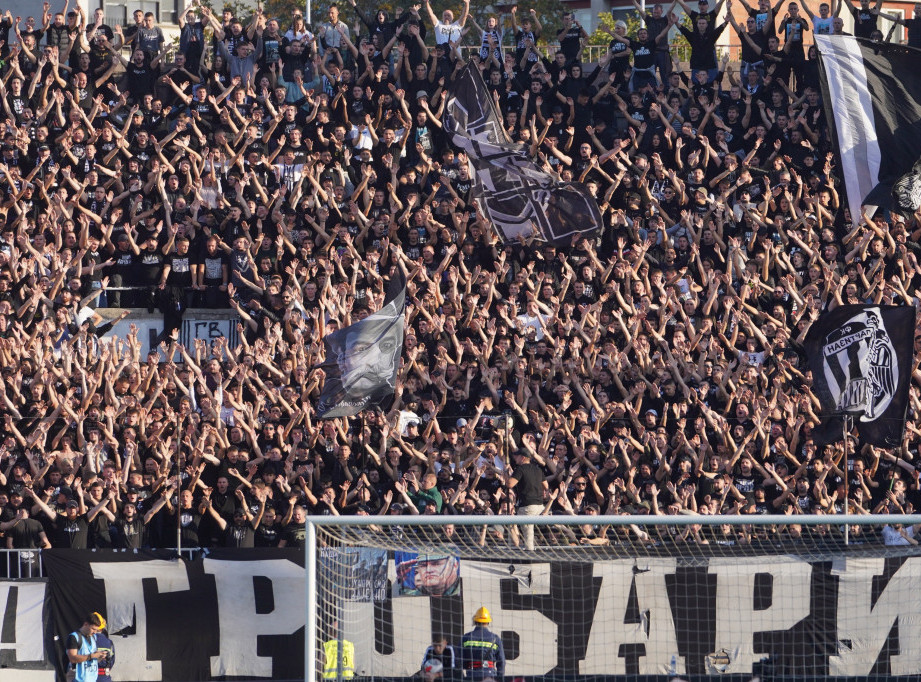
<box><xmin>42</xmin><ymin>549</ymin><xmax>306</xmax><ymax>682</ymax></box>
<box><xmin>2</xmin><ymin>549</ymin><xmax>921</xmax><ymax>680</ymax></box>
<box><xmin>0</xmin><ymin>578</ymin><xmax>54</xmax><ymax>680</ymax></box>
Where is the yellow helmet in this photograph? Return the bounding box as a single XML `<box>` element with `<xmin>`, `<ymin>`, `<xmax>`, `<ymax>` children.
<box><xmin>473</xmin><ymin>607</ymin><xmax>491</xmax><ymax>624</ymax></box>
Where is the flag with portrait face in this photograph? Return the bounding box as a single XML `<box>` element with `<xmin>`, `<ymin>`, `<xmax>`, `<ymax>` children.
<box><xmin>316</xmin><ymin>270</ymin><xmax>406</xmax><ymax>419</ymax></box>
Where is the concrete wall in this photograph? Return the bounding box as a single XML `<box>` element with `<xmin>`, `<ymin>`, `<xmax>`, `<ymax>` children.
<box><xmin>96</xmin><ymin>308</ymin><xmax>240</xmax><ymax>356</ymax></box>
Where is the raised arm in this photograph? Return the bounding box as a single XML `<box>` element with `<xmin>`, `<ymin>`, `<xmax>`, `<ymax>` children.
<box><xmin>458</xmin><ymin>0</ymin><xmax>470</xmax><ymax>27</ymax></box>
<box><xmin>422</xmin><ymin>0</ymin><xmax>439</xmax><ymax>27</ymax></box>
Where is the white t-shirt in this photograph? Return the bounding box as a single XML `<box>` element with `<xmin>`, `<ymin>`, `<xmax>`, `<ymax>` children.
<box><xmin>739</xmin><ymin>349</ymin><xmax>766</xmax><ymax>367</ymax></box>
<box><xmin>434</xmin><ymin>20</ymin><xmax>463</xmax><ymax>45</ymax></box>
<box><xmin>882</xmin><ymin>524</ymin><xmax>916</xmax><ymax>545</ymax></box>
<box><xmin>349</xmin><ymin>125</ymin><xmax>374</xmax><ymax>151</ymax></box>
<box><xmin>75</xmin><ymin>306</ymin><xmax>96</xmax><ymax>326</ymax></box>
<box><xmin>516</xmin><ymin>312</ymin><xmax>550</xmax><ymax>341</ymax></box>
<box><xmin>398</xmin><ymin>409</ymin><xmax>422</xmax><ymax>435</ymax></box>
<box><xmin>813</xmin><ymin>15</ymin><xmax>834</xmax><ymax>34</ymax></box>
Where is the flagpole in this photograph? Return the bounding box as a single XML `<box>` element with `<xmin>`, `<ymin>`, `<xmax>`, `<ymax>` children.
<box><xmin>843</xmin><ymin>414</ymin><xmax>849</xmax><ymax>547</ymax></box>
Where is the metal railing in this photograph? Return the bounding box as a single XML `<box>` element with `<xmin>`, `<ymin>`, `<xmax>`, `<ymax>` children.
<box><xmin>0</xmin><ymin>548</ymin><xmax>206</xmax><ymax>579</ymax></box>
<box><xmin>452</xmin><ymin>42</ymin><xmax>691</xmax><ymax>65</ymax></box>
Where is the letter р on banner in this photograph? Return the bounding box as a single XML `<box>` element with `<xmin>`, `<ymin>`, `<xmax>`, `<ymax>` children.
<box><xmin>41</xmin><ymin>548</ymin><xmax>306</xmax><ymax>682</ymax></box>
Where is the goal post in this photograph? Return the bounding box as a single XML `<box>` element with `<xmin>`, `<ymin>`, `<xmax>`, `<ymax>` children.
<box><xmin>306</xmin><ymin>513</ymin><xmax>921</xmax><ymax>681</ymax></box>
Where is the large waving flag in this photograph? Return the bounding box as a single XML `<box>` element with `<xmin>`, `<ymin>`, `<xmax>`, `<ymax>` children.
<box><xmin>316</xmin><ymin>270</ymin><xmax>406</xmax><ymax>419</ymax></box>
<box><xmin>816</xmin><ymin>36</ymin><xmax>921</xmax><ymax>222</ymax></box>
<box><xmin>805</xmin><ymin>304</ymin><xmax>915</xmax><ymax>447</ymax></box>
<box><xmin>444</xmin><ymin>64</ymin><xmax>602</xmax><ymax>244</ymax></box>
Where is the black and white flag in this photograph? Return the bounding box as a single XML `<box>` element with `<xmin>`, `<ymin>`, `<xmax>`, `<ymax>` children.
<box><xmin>444</xmin><ymin>64</ymin><xmax>602</xmax><ymax>244</ymax></box>
<box><xmin>816</xmin><ymin>36</ymin><xmax>921</xmax><ymax>222</ymax></box>
<box><xmin>316</xmin><ymin>270</ymin><xmax>406</xmax><ymax>419</ymax></box>
<box><xmin>805</xmin><ymin>304</ymin><xmax>915</xmax><ymax>447</ymax></box>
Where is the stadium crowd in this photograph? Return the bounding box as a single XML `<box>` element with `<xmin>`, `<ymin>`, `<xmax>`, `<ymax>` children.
<box><xmin>0</xmin><ymin>0</ymin><xmax>918</xmax><ymax>553</ymax></box>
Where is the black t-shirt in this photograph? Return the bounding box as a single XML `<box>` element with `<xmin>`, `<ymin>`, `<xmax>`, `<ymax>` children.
<box><xmin>778</xmin><ymin>16</ymin><xmax>809</xmax><ymax>53</ymax></box>
<box><xmin>644</xmin><ymin>13</ymin><xmax>671</xmax><ymax>49</ymax></box>
<box><xmin>515</xmin><ymin>29</ymin><xmax>540</xmax><ymax>64</ymax></box>
<box><xmin>112</xmin><ymin>248</ymin><xmax>135</xmax><ymax>281</ymax></box>
<box><xmin>165</xmin><ymin>252</ymin><xmax>193</xmax><ymax>287</ymax></box>
<box><xmin>850</xmin><ymin>5</ymin><xmax>879</xmax><ymax>38</ymax></box>
<box><xmin>6</xmin><ymin>92</ymin><xmax>30</xmax><ymax>122</ymax></box>
<box><xmin>136</xmin><ymin>249</ymin><xmax>164</xmax><ymax>286</ymax></box>
<box><xmin>630</xmin><ymin>38</ymin><xmax>658</xmax><ymax>70</ymax></box>
<box><xmin>8</xmin><ymin>518</ymin><xmax>45</xmax><ymax>548</ymax></box>
<box><xmin>125</xmin><ymin>62</ymin><xmax>158</xmax><ymax>99</ymax></box>
<box><xmin>53</xmin><ymin>515</ymin><xmax>90</xmax><ymax>549</ymax></box>
<box><xmin>255</xmin><ymin>520</ymin><xmax>282</xmax><ymax>547</ymax></box>
<box><xmin>65</xmin><ymin>631</ymin><xmax>92</xmax><ymax>657</ymax></box>
<box><xmin>747</xmin><ymin>7</ymin><xmax>775</xmax><ymax>34</ymax></box>
<box><xmin>89</xmin><ymin>511</ymin><xmax>112</xmax><ymax>548</ymax></box>
<box><xmin>222</xmin><ymin>522</ymin><xmax>255</xmax><ymax>548</ymax></box>
<box><xmin>115</xmin><ymin>516</ymin><xmax>145</xmax><ymax>549</ymax></box>
<box><xmin>512</xmin><ymin>461</ymin><xmax>545</xmax><ymax>506</ymax></box>
<box><xmin>558</xmin><ymin>25</ymin><xmax>583</xmax><ymax>61</ymax></box>
<box><xmin>197</xmin><ymin>251</ymin><xmax>229</xmax><ymax>285</ymax></box>
<box><xmin>174</xmin><ymin>507</ymin><xmax>202</xmax><ymax>547</ymax></box>
<box><xmin>283</xmin><ymin>521</ymin><xmax>307</xmax><ymax>548</ymax></box>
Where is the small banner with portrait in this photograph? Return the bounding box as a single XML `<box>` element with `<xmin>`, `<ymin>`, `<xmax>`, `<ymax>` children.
<box><xmin>444</xmin><ymin>63</ymin><xmax>602</xmax><ymax>245</ymax></box>
<box><xmin>805</xmin><ymin>304</ymin><xmax>915</xmax><ymax>447</ymax></box>
<box><xmin>394</xmin><ymin>551</ymin><xmax>461</xmax><ymax>597</ymax></box>
<box><xmin>316</xmin><ymin>270</ymin><xmax>407</xmax><ymax>419</ymax></box>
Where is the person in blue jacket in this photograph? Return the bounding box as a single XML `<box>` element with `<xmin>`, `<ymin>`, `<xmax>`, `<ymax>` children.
<box><xmin>461</xmin><ymin>607</ymin><xmax>505</xmax><ymax>680</ymax></box>
<box><xmin>95</xmin><ymin>628</ymin><xmax>116</xmax><ymax>682</ymax></box>
<box><xmin>66</xmin><ymin>612</ymin><xmax>107</xmax><ymax>682</ymax></box>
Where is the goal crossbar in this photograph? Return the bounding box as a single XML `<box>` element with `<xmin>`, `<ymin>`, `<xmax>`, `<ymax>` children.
<box><xmin>304</xmin><ymin>513</ymin><xmax>921</xmax><ymax>528</ymax></box>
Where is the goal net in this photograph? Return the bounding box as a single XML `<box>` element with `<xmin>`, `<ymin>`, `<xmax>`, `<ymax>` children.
<box><xmin>308</xmin><ymin>514</ymin><xmax>921</xmax><ymax>681</ymax></box>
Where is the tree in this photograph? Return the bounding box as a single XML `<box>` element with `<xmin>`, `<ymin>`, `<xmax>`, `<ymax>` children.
<box><xmin>586</xmin><ymin>10</ymin><xmax>642</xmax><ymax>47</ymax></box>
<box><xmin>249</xmin><ymin>0</ymin><xmax>568</xmax><ymax>46</ymax></box>
<box><xmin>587</xmin><ymin>8</ymin><xmax>690</xmax><ymax>60</ymax></box>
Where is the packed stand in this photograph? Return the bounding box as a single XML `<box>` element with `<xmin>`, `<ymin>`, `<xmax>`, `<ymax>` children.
<box><xmin>0</xmin><ymin>0</ymin><xmax>918</xmax><ymax>553</ymax></box>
